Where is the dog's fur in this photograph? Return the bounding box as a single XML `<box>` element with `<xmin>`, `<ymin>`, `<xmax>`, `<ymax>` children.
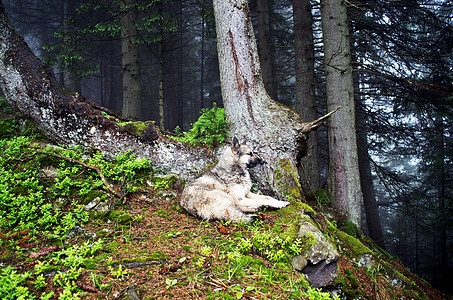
<box><xmin>180</xmin><ymin>138</ymin><xmax>290</xmax><ymax>222</ymax></box>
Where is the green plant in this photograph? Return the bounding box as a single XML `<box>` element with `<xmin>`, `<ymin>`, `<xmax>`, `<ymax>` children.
<box><xmin>304</xmin><ymin>287</ymin><xmax>339</xmax><ymax>300</ymax></box>
<box><xmin>170</xmin><ymin>103</ymin><xmax>230</xmax><ymax>148</ymax></box>
<box><xmin>165</xmin><ymin>278</ymin><xmax>178</xmax><ymax>289</ymax></box>
<box><xmin>0</xmin><ymin>266</ymin><xmax>33</xmax><ymax>300</ymax></box>
<box><xmin>90</xmin><ymin>273</ymin><xmax>106</xmax><ymax>291</ymax></box>
<box><xmin>0</xmin><ymin>119</ymin><xmax>152</xmax><ymax>243</ymax></box>
<box><xmin>108</xmin><ymin>264</ymin><xmax>128</xmax><ymax>279</ymax></box>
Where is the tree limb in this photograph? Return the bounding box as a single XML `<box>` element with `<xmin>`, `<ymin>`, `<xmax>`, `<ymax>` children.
<box><xmin>37</xmin><ymin>151</ymin><xmax>122</xmax><ymax>198</ymax></box>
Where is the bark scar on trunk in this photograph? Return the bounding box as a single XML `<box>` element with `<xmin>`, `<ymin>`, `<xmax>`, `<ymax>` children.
<box><xmin>228</xmin><ymin>30</ymin><xmax>256</xmax><ymax>126</ymax></box>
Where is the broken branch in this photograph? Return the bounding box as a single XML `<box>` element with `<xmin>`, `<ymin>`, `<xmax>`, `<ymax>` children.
<box><xmin>37</xmin><ymin>151</ymin><xmax>122</xmax><ymax>198</ymax></box>
<box><xmin>302</xmin><ymin>106</ymin><xmax>341</xmax><ymax>133</ymax></box>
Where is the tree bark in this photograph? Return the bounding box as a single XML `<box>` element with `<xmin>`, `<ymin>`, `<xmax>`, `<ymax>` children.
<box><xmin>320</xmin><ymin>0</ymin><xmax>362</xmax><ymax>226</ymax></box>
<box><xmin>292</xmin><ymin>0</ymin><xmax>319</xmax><ymax>191</ymax></box>
<box><xmin>212</xmin><ymin>0</ymin><xmax>330</xmax><ymax>199</ymax></box>
<box><xmin>0</xmin><ymin>1</ymin><xmax>209</xmax><ymax>179</ymax></box>
<box><xmin>121</xmin><ymin>0</ymin><xmax>141</xmax><ymax>120</ymax></box>
<box><xmin>256</xmin><ymin>0</ymin><xmax>275</xmax><ymax>99</ymax></box>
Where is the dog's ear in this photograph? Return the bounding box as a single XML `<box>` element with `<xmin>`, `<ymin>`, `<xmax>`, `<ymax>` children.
<box><xmin>232</xmin><ymin>137</ymin><xmax>240</xmax><ymax>153</ymax></box>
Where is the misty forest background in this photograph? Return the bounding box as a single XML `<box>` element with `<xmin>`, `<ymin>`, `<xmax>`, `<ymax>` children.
<box><xmin>2</xmin><ymin>0</ymin><xmax>452</xmax><ymax>294</ymax></box>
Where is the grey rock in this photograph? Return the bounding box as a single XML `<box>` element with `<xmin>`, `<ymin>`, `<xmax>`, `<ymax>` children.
<box><xmin>296</xmin><ymin>218</ymin><xmax>340</xmax><ymax>288</ymax></box>
<box><xmin>302</xmin><ymin>260</ymin><xmax>339</xmax><ymax>288</ymax></box>
<box><xmin>95</xmin><ymin>201</ymin><xmax>110</xmax><ymax>213</ymax></box>
<box><xmin>291</xmin><ymin>255</ymin><xmax>308</xmax><ymax>271</ymax></box>
<box><xmin>298</xmin><ymin>219</ymin><xmax>340</xmax><ymax>265</ymax></box>
<box><xmin>84</xmin><ymin>197</ymin><xmax>101</xmax><ymax>211</ymax></box>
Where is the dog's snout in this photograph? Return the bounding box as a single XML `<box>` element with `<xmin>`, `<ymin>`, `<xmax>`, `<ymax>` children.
<box><xmin>247</xmin><ymin>154</ymin><xmax>265</xmax><ymax>168</ymax></box>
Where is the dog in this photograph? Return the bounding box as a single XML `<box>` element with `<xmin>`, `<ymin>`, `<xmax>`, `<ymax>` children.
<box><xmin>179</xmin><ymin>137</ymin><xmax>290</xmax><ymax>223</ymax></box>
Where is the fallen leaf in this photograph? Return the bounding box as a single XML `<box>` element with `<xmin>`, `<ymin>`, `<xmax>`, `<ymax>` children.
<box><xmin>77</xmin><ymin>282</ymin><xmax>99</xmax><ymax>293</ymax></box>
<box><xmin>218</xmin><ymin>223</ymin><xmax>231</xmax><ymax>235</ymax></box>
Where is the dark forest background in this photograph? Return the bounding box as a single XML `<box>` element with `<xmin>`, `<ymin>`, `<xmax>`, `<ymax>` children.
<box><xmin>3</xmin><ymin>0</ymin><xmax>452</xmax><ymax>294</ymax></box>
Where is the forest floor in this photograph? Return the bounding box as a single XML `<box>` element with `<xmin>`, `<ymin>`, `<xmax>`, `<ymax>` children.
<box><xmin>0</xmin><ymin>106</ymin><xmax>450</xmax><ymax>299</ymax></box>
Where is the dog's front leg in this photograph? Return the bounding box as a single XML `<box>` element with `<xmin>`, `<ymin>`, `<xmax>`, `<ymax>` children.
<box><xmin>238</xmin><ymin>193</ymin><xmax>290</xmax><ymax>210</ymax></box>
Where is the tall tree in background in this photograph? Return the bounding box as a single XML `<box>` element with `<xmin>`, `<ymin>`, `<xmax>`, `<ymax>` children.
<box><xmin>62</xmin><ymin>0</ymin><xmax>81</xmax><ymax>93</ymax></box>
<box><xmin>292</xmin><ymin>0</ymin><xmax>319</xmax><ymax>191</ymax></box>
<box><xmin>355</xmin><ymin>82</ymin><xmax>385</xmax><ymax>249</ymax></box>
<box><xmin>320</xmin><ymin>0</ymin><xmax>362</xmax><ymax>226</ymax></box>
<box><xmin>121</xmin><ymin>0</ymin><xmax>141</xmax><ymax>120</ymax></box>
<box><xmin>256</xmin><ymin>0</ymin><xmax>274</xmax><ymax>99</ymax></box>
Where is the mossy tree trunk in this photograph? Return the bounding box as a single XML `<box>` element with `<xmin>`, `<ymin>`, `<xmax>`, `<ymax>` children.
<box><xmin>212</xmin><ymin>0</ymin><xmax>332</xmax><ymax>201</ymax></box>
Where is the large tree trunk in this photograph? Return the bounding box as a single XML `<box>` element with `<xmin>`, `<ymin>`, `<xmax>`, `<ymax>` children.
<box><xmin>320</xmin><ymin>0</ymin><xmax>362</xmax><ymax>227</ymax></box>
<box><xmin>292</xmin><ymin>0</ymin><xmax>319</xmax><ymax>191</ymax></box>
<box><xmin>0</xmin><ymin>2</ymin><xmax>208</xmax><ymax>179</ymax></box>
<box><xmin>121</xmin><ymin>0</ymin><xmax>141</xmax><ymax>120</ymax></box>
<box><xmin>212</xmin><ymin>0</ymin><xmax>330</xmax><ymax>199</ymax></box>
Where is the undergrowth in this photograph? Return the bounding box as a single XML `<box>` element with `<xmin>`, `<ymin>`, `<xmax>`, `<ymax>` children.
<box><xmin>0</xmin><ymin>98</ymin><xmax>439</xmax><ymax>299</ymax></box>
<box><xmin>0</xmin><ymin>103</ymin><xmax>336</xmax><ymax>299</ymax></box>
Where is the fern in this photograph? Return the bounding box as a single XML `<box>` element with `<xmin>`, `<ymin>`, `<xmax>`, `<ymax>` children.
<box><xmin>171</xmin><ymin>103</ymin><xmax>230</xmax><ymax>148</ymax></box>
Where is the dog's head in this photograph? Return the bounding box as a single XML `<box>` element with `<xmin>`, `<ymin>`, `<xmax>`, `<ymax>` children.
<box><xmin>231</xmin><ymin>137</ymin><xmax>264</xmax><ymax>168</ymax></box>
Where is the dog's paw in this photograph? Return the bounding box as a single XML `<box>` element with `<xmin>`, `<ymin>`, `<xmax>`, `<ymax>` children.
<box><xmin>249</xmin><ymin>215</ymin><xmax>264</xmax><ymax>224</ymax></box>
<box><xmin>274</xmin><ymin>201</ymin><xmax>290</xmax><ymax>208</ymax></box>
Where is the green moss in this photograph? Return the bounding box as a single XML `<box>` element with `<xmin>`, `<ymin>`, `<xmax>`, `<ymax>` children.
<box><xmin>302</xmin><ymin>232</ymin><xmax>317</xmax><ymax>253</ymax></box>
<box><xmin>276</xmin><ymin>201</ymin><xmax>304</xmax><ymax>240</ymax></box>
<box><xmin>280</xmin><ymin>223</ymin><xmax>300</xmax><ymax>241</ymax></box>
<box><xmin>336</xmin><ymin>231</ymin><xmax>372</xmax><ymax>257</ymax></box>
<box><xmin>274</xmin><ymin>158</ymin><xmax>303</xmax><ymax>205</ymax></box>
<box><xmin>83</xmin><ymin>191</ymin><xmax>106</xmax><ymax>205</ymax></box>
<box><xmin>278</xmin><ymin>200</ymin><xmax>301</xmax><ymax>219</ymax></box>
<box><xmin>301</xmin><ymin>216</ymin><xmax>318</xmax><ymax>228</ymax></box>
<box><xmin>362</xmin><ymin>235</ymin><xmax>394</xmax><ymax>260</ymax></box>
<box><xmin>340</xmin><ymin>220</ymin><xmax>359</xmax><ymax>238</ymax></box>
<box><xmin>326</xmin><ymin>220</ymin><xmax>338</xmax><ymax>231</ymax></box>
<box><xmin>150</xmin><ymin>251</ymin><xmax>167</xmax><ymax>260</ymax></box>
<box><xmin>288</xmin><ymin>186</ymin><xmax>301</xmax><ymax>199</ymax></box>
<box><xmin>150</xmin><ymin>174</ymin><xmax>178</xmax><ymax>190</ymax></box>
<box><xmin>300</xmin><ymin>202</ymin><xmax>316</xmax><ymax>215</ymax></box>
<box><xmin>107</xmin><ymin>210</ymin><xmax>133</xmax><ymax>225</ymax></box>
<box><xmin>121</xmin><ymin>120</ymin><xmax>159</xmax><ymax>141</ymax></box>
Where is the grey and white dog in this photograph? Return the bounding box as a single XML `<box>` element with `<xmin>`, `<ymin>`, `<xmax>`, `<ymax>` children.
<box><xmin>180</xmin><ymin>137</ymin><xmax>290</xmax><ymax>223</ymax></box>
